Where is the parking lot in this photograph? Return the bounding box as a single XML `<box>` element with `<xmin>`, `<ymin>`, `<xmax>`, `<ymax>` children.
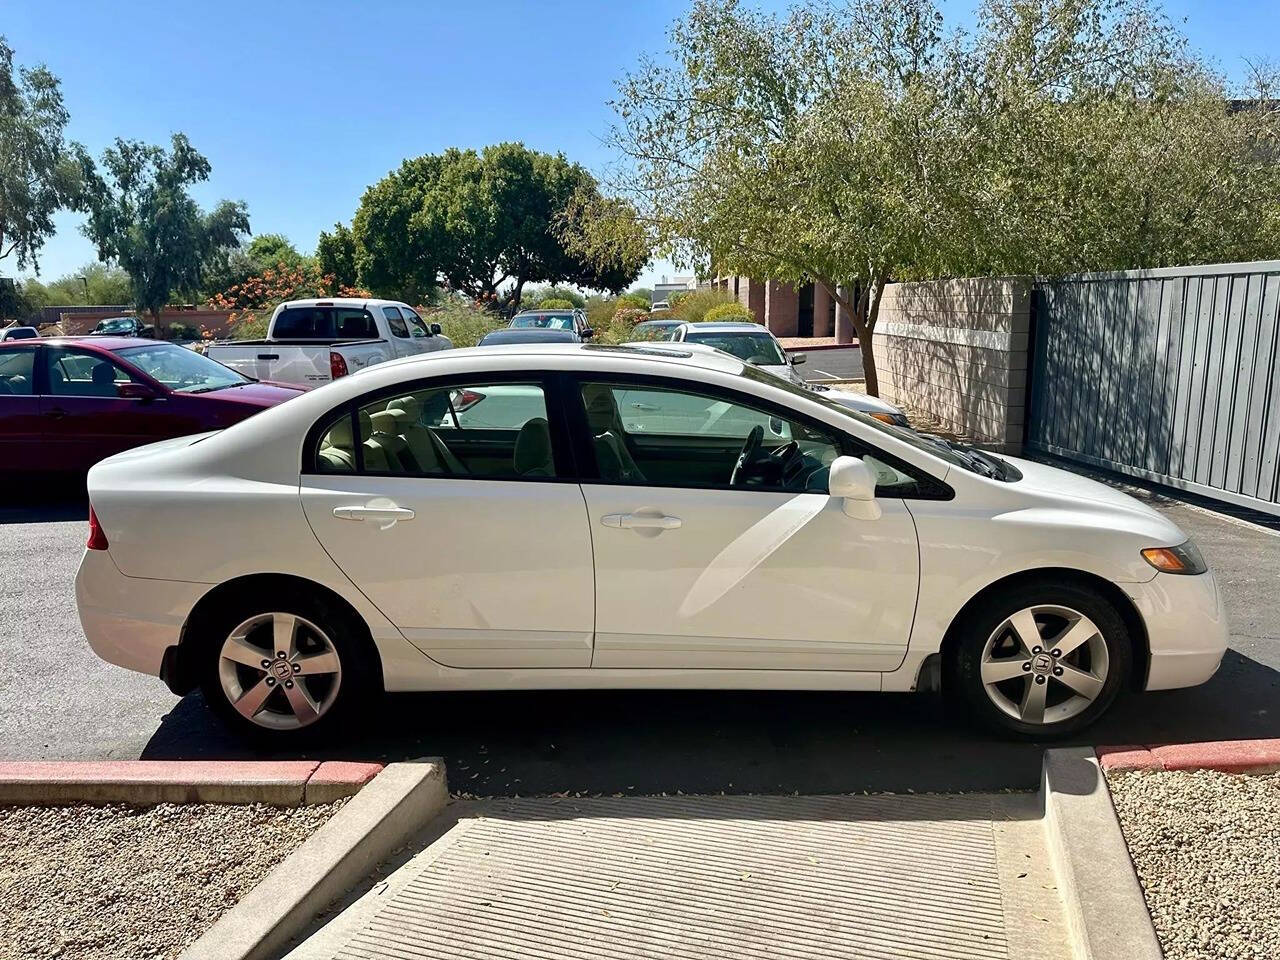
<box><xmin>2</xmin><ymin>476</ymin><xmax>1277</xmax><ymax>797</ymax></box>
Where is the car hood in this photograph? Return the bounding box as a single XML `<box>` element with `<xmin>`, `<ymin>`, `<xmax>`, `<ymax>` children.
<box><xmin>821</xmin><ymin>388</ymin><xmax>902</xmax><ymax>416</ymax></box>
<box><xmin>198</xmin><ymin>381</ymin><xmax>306</xmax><ymax>406</ymax></box>
<box><xmin>999</xmin><ymin>454</ymin><xmax>1187</xmax><ymax>543</ymax></box>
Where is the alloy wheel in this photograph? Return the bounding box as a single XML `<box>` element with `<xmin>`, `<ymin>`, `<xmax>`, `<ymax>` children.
<box><xmin>217</xmin><ymin>612</ymin><xmax>343</xmax><ymax>730</ymax></box>
<box><xmin>978</xmin><ymin>604</ymin><xmax>1109</xmax><ymax>726</ymax></box>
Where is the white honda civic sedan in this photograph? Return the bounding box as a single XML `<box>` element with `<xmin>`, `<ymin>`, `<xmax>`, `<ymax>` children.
<box><xmin>76</xmin><ymin>343</ymin><xmax>1227</xmax><ymax>742</ymax></box>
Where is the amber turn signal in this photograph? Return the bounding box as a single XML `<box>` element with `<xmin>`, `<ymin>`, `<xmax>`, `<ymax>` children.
<box><xmin>1141</xmin><ymin>541</ymin><xmax>1207</xmax><ymax>575</ymax></box>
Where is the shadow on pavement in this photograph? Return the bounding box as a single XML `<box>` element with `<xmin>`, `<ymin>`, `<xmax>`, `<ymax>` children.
<box><xmin>140</xmin><ymin>648</ymin><xmax>1278</xmax><ymax>797</ymax></box>
<box><xmin>0</xmin><ymin>484</ymin><xmax>88</xmax><ymax>524</ymax></box>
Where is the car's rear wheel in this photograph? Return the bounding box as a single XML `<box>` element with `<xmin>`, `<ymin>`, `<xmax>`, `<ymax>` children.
<box><xmin>195</xmin><ymin>590</ymin><xmax>376</xmax><ymax>743</ymax></box>
<box><xmin>945</xmin><ymin>581</ymin><xmax>1131</xmax><ymax>739</ymax></box>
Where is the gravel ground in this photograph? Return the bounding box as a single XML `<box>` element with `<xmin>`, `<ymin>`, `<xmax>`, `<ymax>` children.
<box><xmin>0</xmin><ymin>800</ymin><xmax>344</xmax><ymax>960</ymax></box>
<box><xmin>1107</xmin><ymin>770</ymin><xmax>1280</xmax><ymax>960</ymax></box>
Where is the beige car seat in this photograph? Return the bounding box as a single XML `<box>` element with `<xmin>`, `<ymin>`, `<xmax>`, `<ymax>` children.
<box><xmin>582</xmin><ymin>384</ymin><xmax>645</xmax><ymax>482</ymax></box>
<box><xmin>364</xmin><ymin>410</ymin><xmax>412</xmax><ymax>472</ymax></box>
<box><xmin>317</xmin><ymin>412</ymin><xmax>360</xmax><ymax>472</ymax></box>
<box><xmin>386</xmin><ymin>395</ymin><xmax>467</xmax><ymax>474</ymax></box>
<box><xmin>513</xmin><ymin>417</ymin><xmax>554</xmax><ymax>476</ymax></box>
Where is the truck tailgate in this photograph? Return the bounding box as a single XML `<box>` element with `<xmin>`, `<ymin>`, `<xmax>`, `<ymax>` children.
<box><xmin>206</xmin><ymin>343</ymin><xmax>331</xmax><ymax>386</ymax></box>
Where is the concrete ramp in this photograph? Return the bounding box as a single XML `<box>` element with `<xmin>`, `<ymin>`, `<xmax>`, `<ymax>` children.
<box><xmin>289</xmin><ymin>793</ymin><xmax>1071</xmax><ymax>960</ymax></box>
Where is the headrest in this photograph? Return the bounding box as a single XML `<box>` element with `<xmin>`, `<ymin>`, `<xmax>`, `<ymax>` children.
<box><xmin>358</xmin><ymin>409</ymin><xmax>373</xmax><ymax>441</ymax></box>
<box><xmin>326</xmin><ymin>416</ymin><xmax>353</xmax><ymax>449</ymax></box>
<box><xmin>394</xmin><ymin>395</ymin><xmax>421</xmax><ymax>424</ymax></box>
<box><xmin>514</xmin><ymin>418</ymin><xmax>554</xmax><ymax>476</ymax></box>
<box><xmin>369</xmin><ymin>410</ymin><xmax>399</xmax><ymax>436</ymax></box>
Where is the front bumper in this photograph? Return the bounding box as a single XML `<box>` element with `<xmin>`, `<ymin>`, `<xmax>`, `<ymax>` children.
<box><xmin>1122</xmin><ymin>569</ymin><xmax>1229</xmax><ymax>690</ymax></box>
<box><xmin>75</xmin><ymin>549</ymin><xmax>207</xmax><ymax>679</ymax></box>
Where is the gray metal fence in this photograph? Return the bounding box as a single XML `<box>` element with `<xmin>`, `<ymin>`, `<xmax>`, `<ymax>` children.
<box><xmin>1027</xmin><ymin>260</ymin><xmax>1280</xmax><ymax>517</ymax></box>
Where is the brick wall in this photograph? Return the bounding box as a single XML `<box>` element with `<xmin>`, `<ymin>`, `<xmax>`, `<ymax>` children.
<box><xmin>872</xmin><ymin>277</ymin><xmax>1031</xmax><ymax>452</ymax></box>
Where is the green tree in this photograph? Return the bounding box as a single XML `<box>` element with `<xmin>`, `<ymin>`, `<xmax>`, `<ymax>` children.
<box><xmin>0</xmin><ymin>36</ymin><xmax>89</xmax><ymax>273</ymax></box>
<box><xmin>352</xmin><ymin>143</ymin><xmax>649</xmax><ymax>312</ymax></box>
<box><xmin>604</xmin><ymin>0</ymin><xmax>1280</xmax><ymax>395</ymax></box>
<box><xmin>81</xmin><ymin>134</ymin><xmax>250</xmax><ymax>320</ymax></box>
<box><xmin>316</xmin><ymin>222</ymin><xmax>358</xmax><ymax>288</ymax></box>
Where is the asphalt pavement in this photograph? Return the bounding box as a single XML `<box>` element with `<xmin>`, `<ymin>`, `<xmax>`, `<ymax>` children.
<box><xmin>2</xmin><ymin>476</ymin><xmax>1277</xmax><ymax>796</ymax></box>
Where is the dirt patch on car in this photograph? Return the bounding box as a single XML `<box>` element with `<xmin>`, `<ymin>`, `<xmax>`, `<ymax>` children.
<box><xmin>0</xmin><ymin>800</ymin><xmax>344</xmax><ymax>960</ymax></box>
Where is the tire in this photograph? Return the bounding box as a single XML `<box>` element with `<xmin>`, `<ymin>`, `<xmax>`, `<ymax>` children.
<box><xmin>193</xmin><ymin>586</ymin><xmax>378</xmax><ymax>745</ymax></box>
<box><xmin>944</xmin><ymin>580</ymin><xmax>1131</xmax><ymax>739</ymax></box>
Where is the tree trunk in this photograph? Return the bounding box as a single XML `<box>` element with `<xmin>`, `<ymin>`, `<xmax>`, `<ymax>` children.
<box><xmin>509</xmin><ymin>276</ymin><xmax>527</xmax><ymax>315</ymax></box>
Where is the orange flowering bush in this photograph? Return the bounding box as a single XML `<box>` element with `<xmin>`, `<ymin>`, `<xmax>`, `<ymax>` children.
<box><xmin>207</xmin><ymin>261</ymin><xmax>371</xmax><ymax>340</ymax></box>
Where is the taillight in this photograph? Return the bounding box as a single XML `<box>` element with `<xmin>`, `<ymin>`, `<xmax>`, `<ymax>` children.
<box><xmin>330</xmin><ymin>351</ymin><xmax>349</xmax><ymax>379</ymax></box>
<box><xmin>452</xmin><ymin>389</ymin><xmax>486</xmax><ymax>411</ymax></box>
<box><xmin>87</xmin><ymin>507</ymin><xmax>109</xmax><ymax>550</ymax></box>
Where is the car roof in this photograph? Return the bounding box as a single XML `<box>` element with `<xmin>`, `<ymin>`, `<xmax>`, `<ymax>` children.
<box><xmin>514</xmin><ymin>308</ymin><xmax>576</xmax><ymax>315</ymax></box>
<box><xmin>0</xmin><ymin>336</ymin><xmax>158</xmax><ymax>352</ymax></box>
<box><xmin>682</xmin><ymin>321</ymin><xmax>772</xmax><ymax>332</ymax></box>
<box><xmin>479</xmin><ymin>328</ymin><xmax>580</xmax><ymax>344</ymax></box>
<box><xmin>634</xmin><ymin>318</ymin><xmax>680</xmax><ymax>326</ymax></box>
<box><xmin>375</xmin><ymin>340</ymin><xmax>746</xmax><ymax>377</ymax></box>
<box><xmin>279</xmin><ymin>297</ymin><xmax>404</xmax><ymax>309</ymax></box>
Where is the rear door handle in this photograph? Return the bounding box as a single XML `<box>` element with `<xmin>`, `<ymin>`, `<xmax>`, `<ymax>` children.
<box><xmin>46</xmin><ymin>407</ymin><xmax>68</xmax><ymax>420</ymax></box>
<box><xmin>601</xmin><ymin>513</ymin><xmax>682</xmax><ymax>530</ymax></box>
<box><xmin>333</xmin><ymin>505</ymin><xmax>416</xmax><ymax>529</ymax></box>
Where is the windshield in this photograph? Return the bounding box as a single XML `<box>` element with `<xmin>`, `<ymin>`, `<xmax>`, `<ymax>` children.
<box><xmin>684</xmin><ymin>331</ymin><xmax>786</xmax><ymax>366</ymax></box>
<box><xmin>97</xmin><ymin>318</ymin><xmax>135</xmax><ymax>333</ymax></box>
<box><xmin>511</xmin><ymin>313</ymin><xmax>575</xmax><ymax>331</ymax></box>
<box><xmin>117</xmin><ymin>343</ymin><xmax>250</xmax><ymax>393</ymax></box>
<box><xmin>738</xmin><ymin>364</ymin><xmax>1018</xmax><ymax>479</ymax></box>
<box><xmin>631</xmin><ymin>322</ymin><xmax>678</xmax><ymax>342</ymax></box>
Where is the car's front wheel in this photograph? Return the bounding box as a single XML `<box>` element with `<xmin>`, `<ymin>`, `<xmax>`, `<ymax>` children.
<box><xmin>194</xmin><ymin>590</ymin><xmax>376</xmax><ymax>743</ymax></box>
<box><xmin>945</xmin><ymin>581</ymin><xmax>1131</xmax><ymax>739</ymax></box>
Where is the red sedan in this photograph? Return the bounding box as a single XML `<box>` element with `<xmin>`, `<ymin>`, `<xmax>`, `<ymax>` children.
<box><xmin>0</xmin><ymin>337</ymin><xmax>304</xmax><ymax>474</ymax></box>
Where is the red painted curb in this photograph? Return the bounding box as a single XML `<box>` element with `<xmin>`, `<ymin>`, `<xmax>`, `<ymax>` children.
<box><xmin>1097</xmin><ymin>739</ymin><xmax>1280</xmax><ymax>774</ymax></box>
<box><xmin>0</xmin><ymin>760</ymin><xmax>385</xmax><ymax>806</ymax></box>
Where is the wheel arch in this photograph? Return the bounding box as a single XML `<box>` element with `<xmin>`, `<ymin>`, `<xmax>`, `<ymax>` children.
<box><xmin>165</xmin><ymin>573</ymin><xmax>385</xmax><ymax>696</ymax></box>
<box><xmin>934</xmin><ymin>567</ymin><xmax>1150</xmax><ymax>692</ymax></box>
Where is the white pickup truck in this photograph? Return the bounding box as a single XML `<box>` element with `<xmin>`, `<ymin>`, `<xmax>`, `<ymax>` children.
<box><xmin>204</xmin><ymin>298</ymin><xmax>452</xmax><ymax>387</ymax></box>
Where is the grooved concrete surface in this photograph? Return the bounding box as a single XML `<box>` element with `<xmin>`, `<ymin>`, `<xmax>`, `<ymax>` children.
<box><xmin>291</xmin><ymin>793</ymin><xmax>1071</xmax><ymax>960</ymax></box>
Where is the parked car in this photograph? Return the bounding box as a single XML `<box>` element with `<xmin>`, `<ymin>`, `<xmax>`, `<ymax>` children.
<box><xmin>650</xmin><ymin>300</ymin><xmax>670</xmax><ymax>312</ymax></box>
<box><xmin>509</xmin><ymin>309</ymin><xmax>593</xmax><ymax>339</ymax></box>
<box><xmin>478</xmin><ymin>327</ymin><xmax>581</xmax><ymax>346</ymax></box>
<box><xmin>89</xmin><ymin>316</ymin><xmax>154</xmax><ymax>338</ymax></box>
<box><xmin>78</xmin><ymin>342</ymin><xmax>1225</xmax><ymax>744</ymax></box>
<box><xmin>0</xmin><ymin>325</ymin><xmax>38</xmax><ymax>341</ymax></box>
<box><xmin>666</xmin><ymin>322</ymin><xmax>911</xmax><ymax>426</ymax></box>
<box><xmin>630</xmin><ymin>319</ymin><xmax>682</xmax><ymax>341</ymax></box>
<box><xmin>204</xmin><ymin>298</ymin><xmax>452</xmax><ymax>388</ymax></box>
<box><xmin>0</xmin><ymin>337</ymin><xmax>303</xmax><ymax>474</ymax></box>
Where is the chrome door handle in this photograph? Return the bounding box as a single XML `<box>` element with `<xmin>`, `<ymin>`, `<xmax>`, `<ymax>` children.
<box><xmin>601</xmin><ymin>513</ymin><xmax>682</xmax><ymax>530</ymax></box>
<box><xmin>332</xmin><ymin>505</ymin><xmax>416</xmax><ymax>528</ymax></box>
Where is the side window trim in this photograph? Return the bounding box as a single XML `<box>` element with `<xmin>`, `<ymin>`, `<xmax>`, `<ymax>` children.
<box><xmin>564</xmin><ymin>372</ymin><xmax>951</xmax><ymax>499</ymax></box>
<box><xmin>301</xmin><ymin>371</ymin><xmax>580</xmax><ymax>482</ymax></box>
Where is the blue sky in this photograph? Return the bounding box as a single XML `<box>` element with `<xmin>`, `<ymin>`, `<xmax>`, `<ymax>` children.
<box><xmin>5</xmin><ymin>0</ymin><xmax>1276</xmax><ymax>289</ymax></box>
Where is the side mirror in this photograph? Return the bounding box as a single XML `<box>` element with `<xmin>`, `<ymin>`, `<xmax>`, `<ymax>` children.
<box><xmin>581</xmin><ymin>327</ymin><xmax>595</xmax><ymax>339</ymax></box>
<box><xmin>116</xmin><ymin>381</ymin><xmax>158</xmax><ymax>400</ymax></box>
<box><xmin>828</xmin><ymin>455</ymin><xmax>881</xmax><ymax>520</ymax></box>
<box><xmin>429</xmin><ymin>322</ymin><xmax>443</xmax><ymax>336</ymax></box>
<box><xmin>790</xmin><ymin>352</ymin><xmax>807</xmax><ymax>365</ymax></box>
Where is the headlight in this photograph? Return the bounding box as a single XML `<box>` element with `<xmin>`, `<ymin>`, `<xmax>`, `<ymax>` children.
<box><xmin>1141</xmin><ymin>540</ymin><xmax>1207</xmax><ymax>575</ymax></box>
<box><xmin>868</xmin><ymin>412</ymin><xmax>912</xmax><ymax>428</ymax></box>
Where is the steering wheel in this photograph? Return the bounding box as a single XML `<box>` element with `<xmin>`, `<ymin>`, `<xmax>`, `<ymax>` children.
<box><xmin>729</xmin><ymin>425</ymin><xmax>764</xmax><ymax>486</ymax></box>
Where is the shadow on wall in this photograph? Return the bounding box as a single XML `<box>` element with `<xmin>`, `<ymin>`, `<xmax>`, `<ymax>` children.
<box><xmin>1029</xmin><ymin>267</ymin><xmax>1280</xmax><ymax>511</ymax></box>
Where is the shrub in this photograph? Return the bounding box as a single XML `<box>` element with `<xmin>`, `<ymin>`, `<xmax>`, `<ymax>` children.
<box><xmin>537</xmin><ymin>297</ymin><xmax>575</xmax><ymax>309</ymax></box>
<box><xmin>166</xmin><ymin>321</ymin><xmax>196</xmax><ymax>341</ymax></box>
<box><xmin>703</xmin><ymin>302</ymin><xmax>756</xmax><ymax>323</ymax></box>
<box><xmin>671</xmin><ymin>288</ymin><xmax>735</xmax><ymax>323</ymax></box>
<box><xmin>613</xmin><ymin>293</ymin><xmax>650</xmax><ymax>314</ymax></box>
<box><xmin>423</xmin><ymin>298</ymin><xmax>506</xmax><ymax>347</ymax></box>
<box><xmin>596</xmin><ymin>306</ymin><xmax>649</xmax><ymax>344</ymax></box>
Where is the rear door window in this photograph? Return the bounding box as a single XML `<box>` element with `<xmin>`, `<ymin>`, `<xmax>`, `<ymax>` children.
<box><xmin>382</xmin><ymin>306</ymin><xmax>410</xmax><ymax>339</ymax></box>
<box><xmin>0</xmin><ymin>348</ymin><xmax>36</xmax><ymax>395</ymax></box>
<box><xmin>273</xmin><ymin>307</ymin><xmax>376</xmax><ymax>339</ymax></box>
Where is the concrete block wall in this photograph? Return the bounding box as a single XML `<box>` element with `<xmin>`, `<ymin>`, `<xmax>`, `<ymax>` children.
<box><xmin>872</xmin><ymin>277</ymin><xmax>1031</xmax><ymax>453</ymax></box>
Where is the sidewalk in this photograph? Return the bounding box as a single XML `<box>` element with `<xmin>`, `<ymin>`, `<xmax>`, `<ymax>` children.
<box><xmin>286</xmin><ymin>792</ymin><xmax>1070</xmax><ymax>960</ymax></box>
